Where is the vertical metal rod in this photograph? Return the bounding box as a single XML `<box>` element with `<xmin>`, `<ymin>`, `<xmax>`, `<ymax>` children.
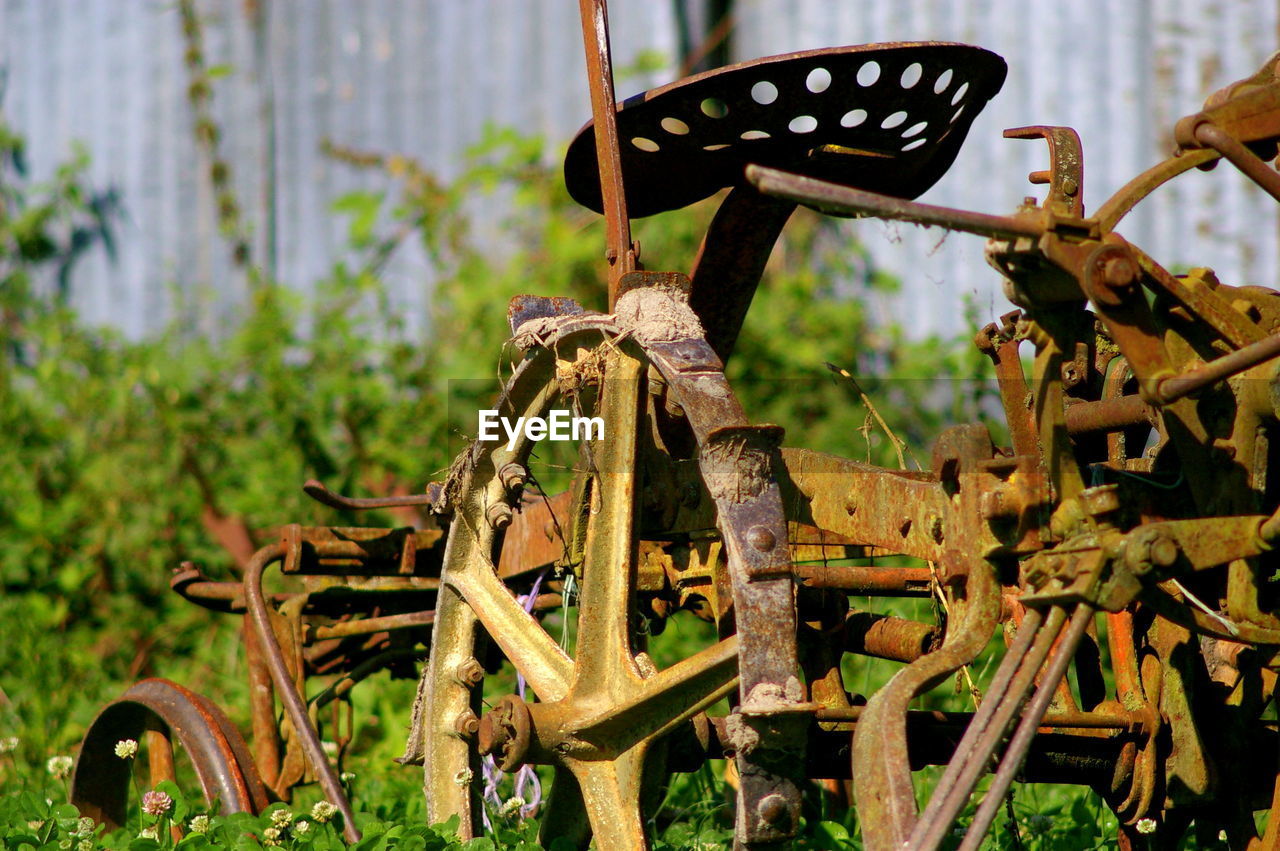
<box><xmin>243</xmin><ymin>618</ymin><xmax>282</xmax><ymax>791</ymax></box>
<box><xmin>911</xmin><ymin>606</ymin><xmax>1067</xmax><ymax>850</ymax></box>
<box><xmin>144</xmin><ymin>724</ymin><xmax>177</xmax><ymax>788</ymax></box>
<box><xmin>243</xmin><ymin>545</ymin><xmax>362</xmax><ymax>843</ymax></box>
<box><xmin>578</xmin><ymin>0</ymin><xmax>635</xmax><ymax>306</ymax></box>
<box><xmin>959</xmin><ymin>603</ymin><xmax>1097</xmax><ymax>850</ymax></box>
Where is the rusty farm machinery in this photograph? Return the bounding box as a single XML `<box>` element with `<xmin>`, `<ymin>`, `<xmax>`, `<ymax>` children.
<box><xmin>67</xmin><ymin>1</ymin><xmax>1280</xmax><ymax>848</ymax></box>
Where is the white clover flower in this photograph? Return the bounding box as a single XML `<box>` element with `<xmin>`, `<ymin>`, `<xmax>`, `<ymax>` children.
<box><xmin>310</xmin><ymin>801</ymin><xmax>338</xmax><ymax>824</ymax></box>
<box><xmin>58</xmin><ymin>839</ymin><xmax>72</xmax><ymax>850</ymax></box>
<box><xmin>1219</xmin><ymin>830</ymin><xmax>1228</xmax><ymax>842</ymax></box>
<box><xmin>500</xmin><ymin>796</ymin><xmax>526</xmax><ymax>817</ymax></box>
<box><xmin>453</xmin><ymin>767</ymin><xmax>472</xmax><ymax>787</ymax></box>
<box><xmin>77</xmin><ymin>840</ymin><xmax>93</xmax><ymax>851</ymax></box>
<box><xmin>141</xmin><ymin>789</ymin><xmax>172</xmax><ymax>817</ymax></box>
<box><xmin>46</xmin><ymin>755</ymin><xmax>73</xmax><ymax>779</ymax></box>
<box><xmin>138</xmin><ymin>826</ymin><xmax>158</xmax><ymax>840</ymax></box>
<box><xmin>293</xmin><ymin>820</ymin><xmax>311</xmax><ymax>836</ymax></box>
<box><xmin>1136</xmin><ymin>818</ymin><xmax>1157</xmax><ymax>835</ymax></box>
<box><xmin>26</xmin><ymin>820</ymin><xmax>44</xmax><ymax>830</ymax></box>
<box><xmin>0</xmin><ymin>737</ymin><xmax>18</xmax><ymax>754</ymax></box>
<box><xmin>262</xmin><ymin>826</ymin><xmax>282</xmax><ymax>846</ymax></box>
<box><xmin>269</xmin><ymin>809</ymin><xmax>294</xmax><ymax>828</ymax></box>
<box><xmin>114</xmin><ymin>739</ymin><xmax>138</xmax><ymax>760</ymax></box>
<box><xmin>189</xmin><ymin>815</ymin><xmax>210</xmax><ymax>834</ymax></box>
<box><xmin>75</xmin><ymin>817</ymin><xmax>95</xmax><ymax>837</ymax></box>
<box><xmin>321</xmin><ymin>740</ymin><xmax>338</xmax><ymax>759</ymax></box>
<box><xmin>339</xmin><ymin>771</ymin><xmax>356</xmax><ymax>783</ymax></box>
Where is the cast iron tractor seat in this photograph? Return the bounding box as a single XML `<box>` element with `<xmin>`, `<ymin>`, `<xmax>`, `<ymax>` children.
<box><xmin>563</xmin><ymin>42</ymin><xmax>1007</xmax><ymax>218</ymax></box>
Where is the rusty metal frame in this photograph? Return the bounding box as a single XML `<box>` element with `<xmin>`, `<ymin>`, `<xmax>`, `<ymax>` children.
<box><xmin>74</xmin><ymin>11</ymin><xmax>1280</xmax><ymax>851</ymax></box>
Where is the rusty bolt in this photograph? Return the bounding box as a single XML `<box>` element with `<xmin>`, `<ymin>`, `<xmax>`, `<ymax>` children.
<box><xmin>746</xmin><ymin>525</ymin><xmax>776</xmax><ymax>552</ymax></box>
<box><xmin>1149</xmin><ymin>535</ymin><xmax>1179</xmax><ymax>568</ymax></box>
<box><xmin>498</xmin><ymin>462</ymin><xmax>527</xmax><ymax>493</ymax></box>
<box><xmin>1136</xmin><ymin>527</ymin><xmax>1182</xmax><ymax>568</ymax></box>
<box><xmin>1087</xmin><ymin>248</ymin><xmax>1139</xmax><ymax>307</ymax></box>
<box><xmin>756</xmin><ymin>793</ymin><xmax>791</xmax><ymax>826</ymax></box>
<box><xmin>454</xmin><ymin>658</ymin><xmax>485</xmax><ymax>688</ymax></box>
<box><xmin>1128</xmin><ymin>528</ymin><xmax>1179</xmax><ymax>574</ymax></box>
<box><xmin>454</xmin><ymin>709</ymin><xmax>480</xmax><ymax>738</ymax></box>
<box><xmin>1061</xmin><ymin>177</ymin><xmax>1079</xmax><ymax>197</ymax></box>
<box><xmin>486</xmin><ymin>501</ymin><xmax>513</xmax><ymax>530</ymax></box>
<box><xmin>1102</xmin><ymin>255</ymin><xmax>1139</xmax><ymax>290</ymax></box>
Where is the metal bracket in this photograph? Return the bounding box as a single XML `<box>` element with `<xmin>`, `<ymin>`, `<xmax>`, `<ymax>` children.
<box><xmin>1005</xmin><ymin>125</ymin><xmax>1085</xmax><ymax>217</ymax></box>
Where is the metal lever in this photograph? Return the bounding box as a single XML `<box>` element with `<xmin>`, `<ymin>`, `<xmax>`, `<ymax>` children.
<box><xmin>578</xmin><ymin>0</ymin><xmax>636</xmax><ymax>305</ymax></box>
<box><xmin>746</xmin><ymin>164</ymin><xmax>1044</xmax><ymax>240</ymax></box>
<box><xmin>303</xmin><ymin>479</ymin><xmax>441</xmax><ymax>511</ymax></box>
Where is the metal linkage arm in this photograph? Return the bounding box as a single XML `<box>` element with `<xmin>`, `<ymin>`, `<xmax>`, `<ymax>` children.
<box><xmin>747</xmin><ymin>164</ymin><xmax>1046</xmax><ymax>240</ymax></box>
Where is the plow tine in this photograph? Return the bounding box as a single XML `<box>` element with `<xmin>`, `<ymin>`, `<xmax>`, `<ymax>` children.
<box><xmin>911</xmin><ymin>605</ymin><xmax>1068</xmax><ymax>850</ymax></box>
<box><xmin>959</xmin><ymin>603</ymin><xmax>1097</xmax><ymax>850</ymax></box>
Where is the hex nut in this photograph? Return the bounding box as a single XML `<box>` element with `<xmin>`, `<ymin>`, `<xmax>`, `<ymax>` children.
<box><xmin>454</xmin><ymin>658</ymin><xmax>485</xmax><ymax>688</ymax></box>
<box><xmin>486</xmin><ymin>501</ymin><xmax>513</xmax><ymax>530</ymax></box>
<box><xmin>454</xmin><ymin>710</ymin><xmax>480</xmax><ymax>737</ymax></box>
<box><xmin>498</xmin><ymin>462</ymin><xmax>528</xmax><ymax>493</ymax></box>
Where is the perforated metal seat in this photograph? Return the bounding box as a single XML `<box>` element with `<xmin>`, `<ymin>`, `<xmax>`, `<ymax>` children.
<box><xmin>564</xmin><ymin>42</ymin><xmax>1007</xmax><ymax>218</ymax></box>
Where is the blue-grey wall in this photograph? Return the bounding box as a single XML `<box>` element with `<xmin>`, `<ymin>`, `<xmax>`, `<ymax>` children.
<box><xmin>2</xmin><ymin>1</ymin><xmax>1278</xmax><ymax>340</ymax></box>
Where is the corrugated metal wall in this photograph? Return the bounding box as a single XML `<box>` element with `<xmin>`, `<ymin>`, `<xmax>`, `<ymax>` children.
<box><xmin>1</xmin><ymin>1</ymin><xmax>1278</xmax><ymax>339</ymax></box>
<box><xmin>0</xmin><ymin>0</ymin><xmax>677</xmax><ymax>337</ymax></box>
